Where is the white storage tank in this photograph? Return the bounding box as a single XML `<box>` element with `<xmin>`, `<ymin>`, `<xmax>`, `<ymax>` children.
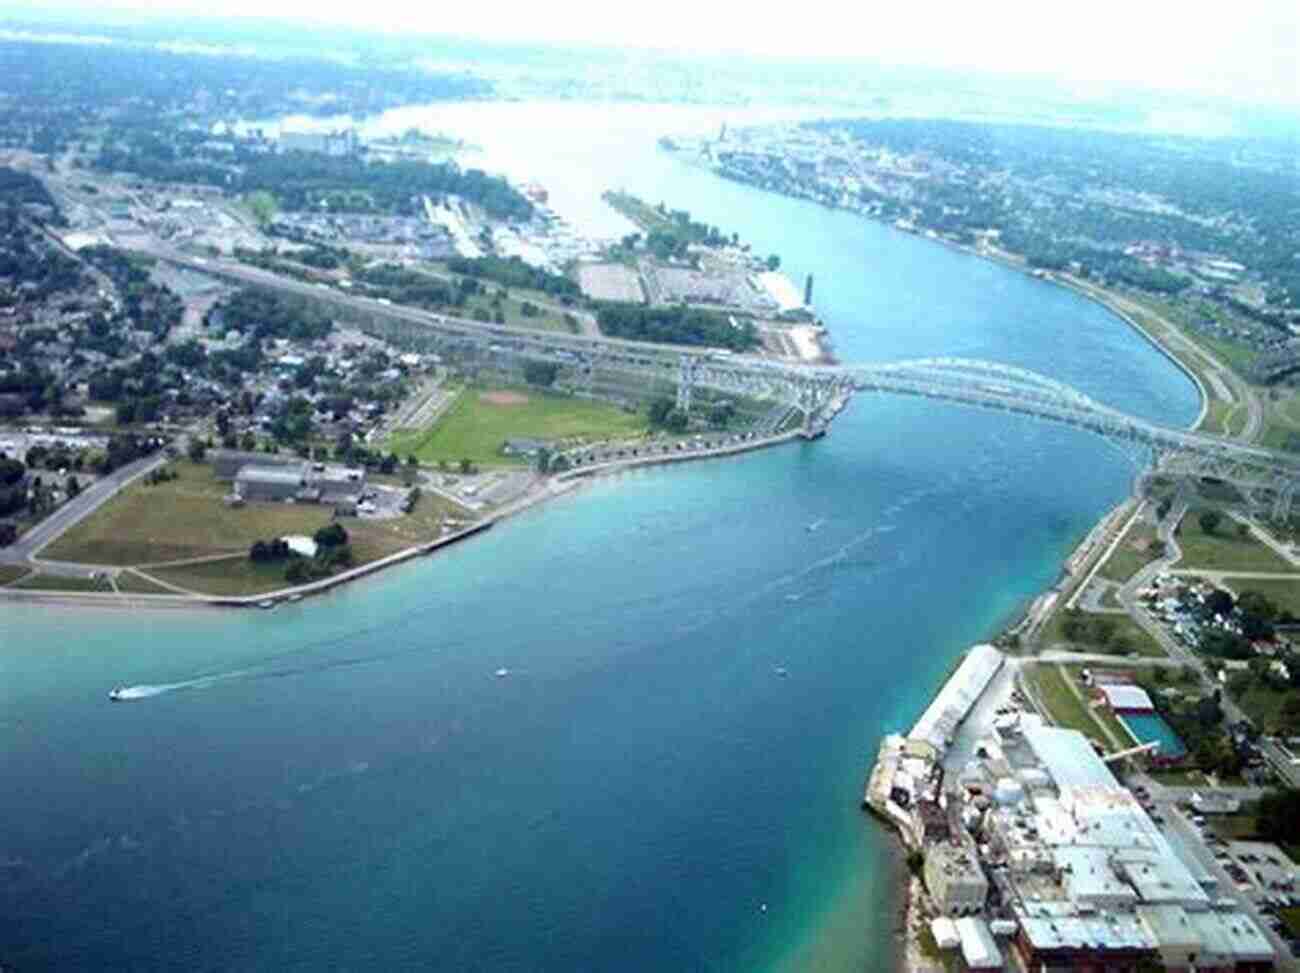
<box><xmin>993</xmin><ymin>777</ymin><xmax>1024</xmax><ymax>806</ymax></box>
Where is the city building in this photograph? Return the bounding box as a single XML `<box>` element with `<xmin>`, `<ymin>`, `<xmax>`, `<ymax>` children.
<box><xmin>211</xmin><ymin>449</ymin><xmax>303</xmax><ymax>481</ymax></box>
<box><xmin>955</xmin><ymin>917</ymin><xmax>1003</xmax><ymax>971</ymax></box>
<box><xmin>235</xmin><ymin>464</ymin><xmax>309</xmax><ymax>503</ymax></box>
<box><xmin>279</xmin><ymin>129</ymin><xmax>359</xmax><ymax>157</ymax></box>
<box><xmin>925</xmin><ymin>839</ymin><xmax>990</xmax><ymax>916</ymax></box>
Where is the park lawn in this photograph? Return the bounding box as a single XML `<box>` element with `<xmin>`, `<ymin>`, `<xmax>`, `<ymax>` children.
<box><xmin>1098</xmin><ymin>523</ymin><xmax>1161</xmax><ymax>583</ymax></box>
<box><xmin>1221</xmin><ymin>577</ymin><xmax>1300</xmax><ymax>617</ymax></box>
<box><xmin>1205</xmin><ymin>399</ymin><xmax>1249</xmax><ymax>439</ymax></box>
<box><xmin>147</xmin><ymin>557</ymin><xmax>295</xmax><ymax>597</ymax></box>
<box><xmin>1040</xmin><ymin>609</ymin><xmax>1166</xmax><ymax>658</ymax></box>
<box><xmin>11</xmin><ymin>572</ymin><xmax>110</xmax><ymax>592</ymax></box>
<box><xmin>388</xmin><ymin>386</ymin><xmax>646</xmax><ymax>468</ymax></box>
<box><xmin>0</xmin><ymin>564</ymin><xmax>31</xmax><ymax>586</ymax></box>
<box><xmin>43</xmin><ymin>461</ymin><xmax>342</xmax><ymax>565</ymax></box>
<box><xmin>43</xmin><ymin>461</ymin><xmax>473</xmax><ymax>567</ymax></box>
<box><xmin>114</xmin><ymin>570</ymin><xmax>179</xmax><ymax>595</ymax></box>
<box><xmin>462</xmin><ymin>295</ymin><xmax>577</xmax><ymax>334</ymax></box>
<box><xmin>1027</xmin><ymin>664</ymin><xmax>1106</xmax><ymax>741</ymax></box>
<box><xmin>1175</xmin><ymin>510</ymin><xmax>1294</xmax><ymax>573</ymax></box>
<box><xmin>1230</xmin><ymin>681</ymin><xmax>1297</xmax><ymax>735</ymax></box>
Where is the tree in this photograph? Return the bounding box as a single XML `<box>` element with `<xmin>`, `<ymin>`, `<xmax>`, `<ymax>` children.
<box><xmin>0</xmin><ymin>457</ymin><xmax>24</xmax><ymax>486</ymax></box>
<box><xmin>765</xmin><ymin>254</ymin><xmax>781</xmax><ymax>271</ymax></box>
<box><xmin>459</xmin><ymin>458</ymin><xmax>475</xmax><ymax>475</ymax></box>
<box><xmin>313</xmin><ymin>523</ymin><xmax>349</xmax><ymax>548</ymax></box>
<box><xmin>523</xmin><ymin>361</ymin><xmax>559</xmax><ymax>388</ymax></box>
<box><xmin>188</xmin><ymin>439</ymin><xmax>207</xmax><ymax>464</ymax></box>
<box><xmin>648</xmin><ymin>397</ymin><xmax>675</xmax><ymax>427</ymax></box>
<box><xmin>1199</xmin><ymin>510</ymin><xmax>1222</xmax><ymax>535</ymax></box>
<box><xmin>65</xmin><ymin>475</ymin><xmax>80</xmax><ymax>498</ymax></box>
<box><xmin>1256</xmin><ymin>790</ymin><xmax>1300</xmax><ymax>845</ymax></box>
<box><xmin>665</xmin><ymin>409</ymin><xmax>689</xmax><ymax>433</ymax></box>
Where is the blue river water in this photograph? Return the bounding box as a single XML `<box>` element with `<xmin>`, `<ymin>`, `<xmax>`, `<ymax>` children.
<box><xmin>0</xmin><ymin>110</ymin><xmax>1199</xmax><ymax>971</ymax></box>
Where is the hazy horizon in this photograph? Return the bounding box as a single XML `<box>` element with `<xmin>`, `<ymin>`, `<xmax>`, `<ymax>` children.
<box><xmin>5</xmin><ymin>0</ymin><xmax>1300</xmax><ymax>106</ymax></box>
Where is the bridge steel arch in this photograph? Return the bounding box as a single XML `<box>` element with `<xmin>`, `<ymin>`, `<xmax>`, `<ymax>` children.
<box><xmin>144</xmin><ymin>248</ymin><xmax>1300</xmax><ymax>510</ymax></box>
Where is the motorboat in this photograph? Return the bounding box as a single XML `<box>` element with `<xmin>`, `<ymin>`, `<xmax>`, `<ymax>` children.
<box><xmin>108</xmin><ymin>686</ymin><xmax>127</xmax><ymax>701</ymax></box>
<box><xmin>494</xmin><ymin>668</ymin><xmax>510</xmax><ymax>678</ymax></box>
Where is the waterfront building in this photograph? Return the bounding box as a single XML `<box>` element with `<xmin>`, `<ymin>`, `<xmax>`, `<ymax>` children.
<box><xmin>924</xmin><ymin>838</ymin><xmax>989</xmax><ymax>916</ymax></box>
<box><xmin>909</xmin><ymin>644</ymin><xmax>1003</xmax><ymax>753</ymax></box>
<box><xmin>955</xmin><ymin>917</ymin><xmax>1003</xmax><ymax>971</ymax></box>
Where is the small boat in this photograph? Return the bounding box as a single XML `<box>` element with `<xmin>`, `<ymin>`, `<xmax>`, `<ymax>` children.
<box><xmin>258</xmin><ymin>599</ymin><xmax>276</xmax><ymax>610</ymax></box>
<box><xmin>287</xmin><ymin>594</ymin><xmax>303</xmax><ymax>603</ymax></box>
<box><xmin>108</xmin><ymin>686</ymin><xmax>127</xmax><ymax>701</ymax></box>
<box><xmin>805</xmin><ymin>519</ymin><xmax>825</xmax><ymax>533</ymax></box>
<box><xmin>494</xmin><ymin>667</ymin><xmax>510</xmax><ymax>678</ymax></box>
<box><xmin>774</xmin><ymin>666</ymin><xmax>789</xmax><ymax>677</ymax></box>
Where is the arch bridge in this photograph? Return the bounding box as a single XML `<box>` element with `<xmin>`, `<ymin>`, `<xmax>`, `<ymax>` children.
<box><xmin>143</xmin><ymin>249</ymin><xmax>1300</xmax><ymax>514</ymax></box>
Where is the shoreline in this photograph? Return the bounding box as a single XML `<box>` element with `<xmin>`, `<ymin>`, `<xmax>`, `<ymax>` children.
<box><xmin>0</xmin><ymin>428</ymin><xmax>805</xmax><ymax>611</ymax></box>
<box><xmin>726</xmin><ymin>168</ymin><xmax>1217</xmax><ymax>955</ymax></box>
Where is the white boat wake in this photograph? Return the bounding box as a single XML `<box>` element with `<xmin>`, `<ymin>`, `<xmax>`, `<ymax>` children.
<box><xmin>109</xmin><ymin>669</ymin><xmax>254</xmax><ymax>701</ymax></box>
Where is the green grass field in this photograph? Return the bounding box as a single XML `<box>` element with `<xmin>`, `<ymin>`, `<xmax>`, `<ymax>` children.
<box><xmin>1176</xmin><ymin>511</ymin><xmax>1295</xmax><ymax>573</ymax></box>
<box><xmin>1098</xmin><ymin>523</ymin><xmax>1161</xmax><ymax>583</ymax></box>
<box><xmin>387</xmin><ymin>387</ymin><xmax>646</xmax><ymax>467</ymax></box>
<box><xmin>113</xmin><ymin>570</ymin><xmax>180</xmax><ymax>595</ymax></box>
<box><xmin>1281</xmin><ymin>907</ymin><xmax>1300</xmax><ymax>937</ymax></box>
<box><xmin>1039</xmin><ymin>609</ymin><xmax>1166</xmax><ymax>658</ymax></box>
<box><xmin>1221</xmin><ymin>577</ymin><xmax>1300</xmax><ymax>617</ymax></box>
<box><xmin>0</xmin><ymin>564</ymin><xmax>31</xmax><ymax>586</ymax></box>
<box><xmin>1027</xmin><ymin>664</ymin><xmax>1108</xmax><ymax>741</ymax></box>
<box><xmin>11</xmin><ymin>572</ymin><xmax>111</xmax><ymax>592</ymax></box>
<box><xmin>146</xmin><ymin>557</ymin><xmax>295</xmax><ymax>597</ymax></box>
<box><xmin>42</xmin><ymin>461</ymin><xmax>471</xmax><ymax>571</ymax></box>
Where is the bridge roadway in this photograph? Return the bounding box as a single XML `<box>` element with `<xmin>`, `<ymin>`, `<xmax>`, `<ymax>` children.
<box><xmin>143</xmin><ymin>245</ymin><xmax>1300</xmax><ymax>492</ymax></box>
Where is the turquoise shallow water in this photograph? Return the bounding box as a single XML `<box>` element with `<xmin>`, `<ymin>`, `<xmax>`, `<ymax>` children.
<box><xmin>0</xmin><ymin>107</ymin><xmax>1199</xmax><ymax>971</ymax></box>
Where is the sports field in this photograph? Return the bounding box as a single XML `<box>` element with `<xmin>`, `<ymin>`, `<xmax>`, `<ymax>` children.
<box><xmin>387</xmin><ymin>387</ymin><xmax>646</xmax><ymax>467</ymax></box>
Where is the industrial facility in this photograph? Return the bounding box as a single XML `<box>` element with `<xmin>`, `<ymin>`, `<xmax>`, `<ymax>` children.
<box><xmin>866</xmin><ymin>646</ymin><xmax>1278</xmax><ymax>970</ymax></box>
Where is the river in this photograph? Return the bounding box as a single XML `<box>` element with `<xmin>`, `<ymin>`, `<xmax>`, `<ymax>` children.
<box><xmin>0</xmin><ymin>103</ymin><xmax>1199</xmax><ymax>971</ymax></box>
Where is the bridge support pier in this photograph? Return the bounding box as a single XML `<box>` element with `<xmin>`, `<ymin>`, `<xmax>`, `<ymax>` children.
<box><xmin>676</xmin><ymin>356</ymin><xmax>695</xmax><ymax>414</ymax></box>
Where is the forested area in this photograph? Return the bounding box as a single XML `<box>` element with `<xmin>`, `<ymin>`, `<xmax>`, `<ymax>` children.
<box><xmin>0</xmin><ymin>38</ymin><xmax>490</xmax><ymax>155</ymax></box>
<box><xmin>596</xmin><ymin>303</ymin><xmax>759</xmax><ymax>351</ymax></box>
<box><xmin>206</xmin><ymin>288</ymin><xmax>334</xmax><ymax>342</ymax></box>
<box><xmin>447</xmin><ymin>255</ymin><xmax>579</xmax><ymax>299</ymax></box>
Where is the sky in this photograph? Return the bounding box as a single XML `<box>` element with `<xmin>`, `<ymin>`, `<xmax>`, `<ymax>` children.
<box><xmin>15</xmin><ymin>0</ymin><xmax>1300</xmax><ymax>102</ymax></box>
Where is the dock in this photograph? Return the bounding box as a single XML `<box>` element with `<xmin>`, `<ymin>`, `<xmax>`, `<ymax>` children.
<box><xmin>862</xmin><ymin>644</ymin><xmax>1005</xmax><ymax>850</ymax></box>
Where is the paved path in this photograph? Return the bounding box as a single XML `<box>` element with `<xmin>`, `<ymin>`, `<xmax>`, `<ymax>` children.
<box><xmin>1230</xmin><ymin>510</ymin><xmax>1300</xmax><ymax>568</ymax></box>
<box><xmin>1170</xmin><ymin>569</ymin><xmax>1300</xmax><ymax>582</ymax></box>
<box><xmin>0</xmin><ymin>453</ymin><xmax>165</xmax><ymax>567</ymax></box>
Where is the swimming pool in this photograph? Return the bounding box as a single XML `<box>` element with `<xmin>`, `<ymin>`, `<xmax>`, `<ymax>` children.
<box><xmin>1120</xmin><ymin>711</ymin><xmax>1187</xmax><ymax>759</ymax></box>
